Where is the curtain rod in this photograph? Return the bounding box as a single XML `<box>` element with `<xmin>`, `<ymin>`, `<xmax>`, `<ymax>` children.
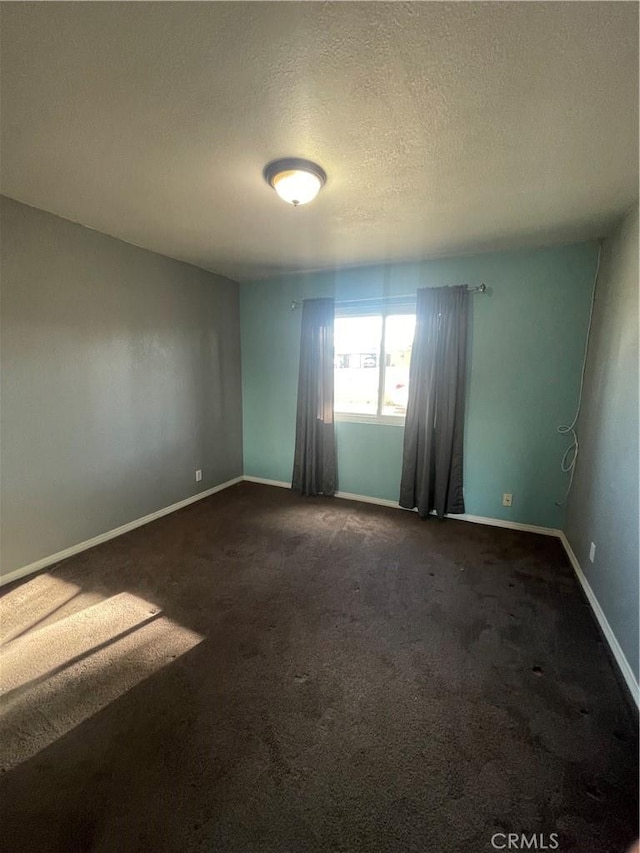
<box><xmin>290</xmin><ymin>283</ymin><xmax>486</xmax><ymax>310</ymax></box>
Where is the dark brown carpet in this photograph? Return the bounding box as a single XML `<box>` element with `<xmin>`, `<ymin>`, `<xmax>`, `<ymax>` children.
<box><xmin>1</xmin><ymin>482</ymin><xmax>637</xmax><ymax>853</ymax></box>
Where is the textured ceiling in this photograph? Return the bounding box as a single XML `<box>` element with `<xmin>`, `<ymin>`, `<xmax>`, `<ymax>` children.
<box><xmin>1</xmin><ymin>2</ymin><xmax>638</xmax><ymax>282</ymax></box>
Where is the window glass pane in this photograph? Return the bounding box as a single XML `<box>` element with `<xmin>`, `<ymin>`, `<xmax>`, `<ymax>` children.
<box><xmin>334</xmin><ymin>316</ymin><xmax>382</xmax><ymax>414</ymax></box>
<box><xmin>382</xmin><ymin>314</ymin><xmax>415</xmax><ymax>416</ymax></box>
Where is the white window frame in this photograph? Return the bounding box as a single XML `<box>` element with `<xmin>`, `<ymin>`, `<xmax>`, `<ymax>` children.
<box><xmin>334</xmin><ymin>310</ymin><xmax>415</xmax><ymax>427</ymax></box>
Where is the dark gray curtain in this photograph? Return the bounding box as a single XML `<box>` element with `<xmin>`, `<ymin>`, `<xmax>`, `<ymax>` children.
<box><xmin>399</xmin><ymin>286</ymin><xmax>470</xmax><ymax>518</ymax></box>
<box><xmin>292</xmin><ymin>298</ymin><xmax>337</xmax><ymax>496</ymax></box>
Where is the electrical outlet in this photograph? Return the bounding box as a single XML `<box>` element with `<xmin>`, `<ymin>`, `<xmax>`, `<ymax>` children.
<box><xmin>195</xmin><ymin>469</ymin><xmax>203</xmax><ymax>483</ymax></box>
<box><xmin>502</xmin><ymin>493</ymin><xmax>513</xmax><ymax>507</ymax></box>
<box><xmin>589</xmin><ymin>542</ymin><xmax>596</xmax><ymax>563</ymax></box>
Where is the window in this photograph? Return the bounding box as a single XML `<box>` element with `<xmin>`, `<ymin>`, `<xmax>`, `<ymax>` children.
<box><xmin>334</xmin><ymin>313</ymin><xmax>416</xmax><ymax>422</ymax></box>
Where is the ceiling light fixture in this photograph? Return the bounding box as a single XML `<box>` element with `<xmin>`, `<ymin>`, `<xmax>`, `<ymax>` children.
<box><xmin>263</xmin><ymin>158</ymin><xmax>327</xmax><ymax>207</ymax></box>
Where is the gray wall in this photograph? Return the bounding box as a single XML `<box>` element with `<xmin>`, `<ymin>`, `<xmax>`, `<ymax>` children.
<box><xmin>1</xmin><ymin>196</ymin><xmax>243</xmax><ymax>577</ymax></box>
<box><xmin>565</xmin><ymin>203</ymin><xmax>639</xmax><ymax>681</ymax></box>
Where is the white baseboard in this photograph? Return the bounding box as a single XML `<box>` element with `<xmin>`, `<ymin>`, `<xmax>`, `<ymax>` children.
<box><xmin>443</xmin><ymin>512</ymin><xmax>560</xmax><ymax>537</ymax></box>
<box><xmin>4</xmin><ymin>472</ymin><xmax>636</xmax><ymax>710</ymax></box>
<box><xmin>243</xmin><ymin>475</ymin><xmax>291</xmax><ymax>489</ymax></box>
<box><xmin>0</xmin><ymin>476</ymin><xmax>243</xmax><ymax>588</ymax></box>
<box><xmin>336</xmin><ymin>490</ymin><xmax>405</xmax><ymax>509</ymax></box>
<box><xmin>558</xmin><ymin>532</ymin><xmax>639</xmax><ymax>709</ymax></box>
<box><xmin>243</xmin><ymin>477</ymin><xmax>559</xmax><ymax>536</ymax></box>
<box><xmin>9</xmin><ymin>472</ymin><xmax>548</xmax><ymax>587</ymax></box>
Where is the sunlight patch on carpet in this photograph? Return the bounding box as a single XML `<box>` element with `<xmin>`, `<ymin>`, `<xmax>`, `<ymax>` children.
<box><xmin>0</xmin><ymin>574</ymin><xmax>83</xmax><ymax>644</ymax></box>
<box><xmin>0</xmin><ymin>591</ymin><xmax>202</xmax><ymax>769</ymax></box>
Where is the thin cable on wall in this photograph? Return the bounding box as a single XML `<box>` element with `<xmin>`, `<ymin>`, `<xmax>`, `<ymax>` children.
<box><xmin>555</xmin><ymin>244</ymin><xmax>602</xmax><ymax>506</ymax></box>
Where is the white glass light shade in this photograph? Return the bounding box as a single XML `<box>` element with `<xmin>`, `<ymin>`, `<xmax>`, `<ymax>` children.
<box><xmin>264</xmin><ymin>159</ymin><xmax>327</xmax><ymax>207</ymax></box>
<box><xmin>272</xmin><ymin>170</ymin><xmax>322</xmax><ymax>206</ymax></box>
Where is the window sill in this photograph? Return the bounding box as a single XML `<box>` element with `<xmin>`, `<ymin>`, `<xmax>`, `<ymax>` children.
<box><xmin>335</xmin><ymin>413</ymin><xmax>406</xmax><ymax>427</ymax></box>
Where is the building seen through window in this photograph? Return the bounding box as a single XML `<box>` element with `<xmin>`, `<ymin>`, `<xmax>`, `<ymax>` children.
<box><xmin>334</xmin><ymin>314</ymin><xmax>416</xmax><ymax>419</ymax></box>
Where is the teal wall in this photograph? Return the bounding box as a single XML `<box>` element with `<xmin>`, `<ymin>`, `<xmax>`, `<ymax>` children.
<box><xmin>241</xmin><ymin>244</ymin><xmax>599</xmax><ymax>529</ymax></box>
